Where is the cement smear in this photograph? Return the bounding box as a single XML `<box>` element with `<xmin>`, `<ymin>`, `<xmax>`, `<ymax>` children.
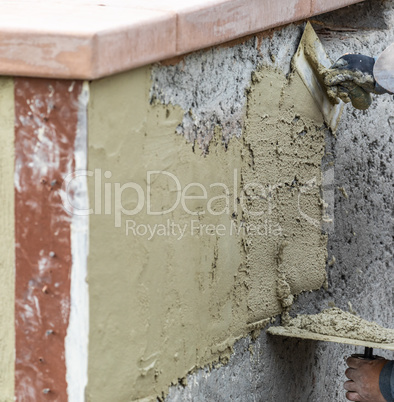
<box><xmin>87</xmin><ymin>61</ymin><xmax>329</xmax><ymax>401</ymax></box>
<box><xmin>287</xmin><ymin>308</ymin><xmax>394</xmax><ymax>343</ymax></box>
<box><xmin>243</xmin><ymin>67</ymin><xmax>328</xmax><ymax>325</ymax></box>
<box><xmin>0</xmin><ymin>78</ymin><xmax>15</xmax><ymax>401</ymax></box>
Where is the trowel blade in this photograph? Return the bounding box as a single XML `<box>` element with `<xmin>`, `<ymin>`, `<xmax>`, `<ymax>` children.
<box><xmin>267</xmin><ymin>326</ymin><xmax>394</xmax><ymax>352</ymax></box>
<box><xmin>293</xmin><ymin>22</ymin><xmax>344</xmax><ymax>132</ymax></box>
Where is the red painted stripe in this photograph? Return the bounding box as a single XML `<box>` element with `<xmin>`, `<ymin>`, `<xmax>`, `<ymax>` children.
<box><xmin>14</xmin><ymin>79</ymin><xmax>82</xmax><ymax>401</ymax></box>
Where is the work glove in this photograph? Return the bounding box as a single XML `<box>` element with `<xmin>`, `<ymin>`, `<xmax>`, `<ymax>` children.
<box><xmin>324</xmin><ymin>54</ymin><xmax>387</xmax><ymax>110</ymax></box>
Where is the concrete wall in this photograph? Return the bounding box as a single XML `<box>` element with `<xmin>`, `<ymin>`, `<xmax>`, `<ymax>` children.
<box><xmin>85</xmin><ymin>1</ymin><xmax>394</xmax><ymax>400</ymax></box>
<box><xmin>0</xmin><ymin>1</ymin><xmax>392</xmax><ymax>401</ymax></box>
<box><xmin>162</xmin><ymin>1</ymin><xmax>394</xmax><ymax>401</ymax></box>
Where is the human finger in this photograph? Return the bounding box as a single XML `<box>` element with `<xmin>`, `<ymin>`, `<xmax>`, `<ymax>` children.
<box><xmin>346</xmin><ymin>357</ymin><xmax>363</xmax><ymax>368</ymax></box>
<box><xmin>336</xmin><ymin>86</ymin><xmax>351</xmax><ymax>103</ymax></box>
<box><xmin>344</xmin><ymin>82</ymin><xmax>372</xmax><ymax>110</ymax></box>
<box><xmin>345</xmin><ymin>367</ymin><xmax>356</xmax><ymax>380</ymax></box>
<box><xmin>344</xmin><ymin>380</ymin><xmax>357</xmax><ymax>392</ymax></box>
<box><xmin>346</xmin><ymin>391</ymin><xmax>363</xmax><ymax>401</ymax></box>
<box><xmin>324</xmin><ymin>70</ymin><xmax>375</xmax><ymax>93</ymax></box>
<box><xmin>326</xmin><ymin>84</ymin><xmax>351</xmax><ymax>103</ymax></box>
<box><xmin>324</xmin><ymin>71</ymin><xmax>358</xmax><ymax>86</ymax></box>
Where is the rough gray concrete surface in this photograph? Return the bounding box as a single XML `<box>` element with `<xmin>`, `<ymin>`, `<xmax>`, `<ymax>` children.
<box><xmin>151</xmin><ymin>26</ymin><xmax>301</xmax><ymax>152</ymax></box>
<box><xmin>157</xmin><ymin>1</ymin><xmax>394</xmax><ymax>400</ymax></box>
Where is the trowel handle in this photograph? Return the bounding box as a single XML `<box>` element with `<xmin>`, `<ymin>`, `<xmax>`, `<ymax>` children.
<box><xmin>364</xmin><ymin>347</ymin><xmax>374</xmax><ymax>359</ymax></box>
<box><xmin>351</xmin><ymin>347</ymin><xmax>383</xmax><ymax>361</ymax></box>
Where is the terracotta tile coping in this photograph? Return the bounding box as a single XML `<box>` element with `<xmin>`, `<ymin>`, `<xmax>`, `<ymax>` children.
<box><xmin>0</xmin><ymin>0</ymin><xmax>364</xmax><ymax>79</ymax></box>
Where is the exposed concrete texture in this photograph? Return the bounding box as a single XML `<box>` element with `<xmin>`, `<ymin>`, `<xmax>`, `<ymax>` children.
<box><xmin>0</xmin><ymin>78</ymin><xmax>14</xmax><ymax>402</ymax></box>
<box><xmin>295</xmin><ymin>0</ymin><xmax>394</xmax><ymax>344</ymax></box>
<box><xmin>163</xmin><ymin>1</ymin><xmax>394</xmax><ymax>401</ymax></box>
<box><xmin>166</xmin><ymin>329</ymin><xmax>343</xmax><ymax>402</ymax></box>
<box><xmin>151</xmin><ymin>25</ymin><xmax>302</xmax><ymax>151</ymax></box>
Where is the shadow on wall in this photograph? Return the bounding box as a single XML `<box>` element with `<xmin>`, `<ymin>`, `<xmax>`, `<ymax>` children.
<box><xmin>314</xmin><ymin>0</ymin><xmax>388</xmax><ymax>30</ymax></box>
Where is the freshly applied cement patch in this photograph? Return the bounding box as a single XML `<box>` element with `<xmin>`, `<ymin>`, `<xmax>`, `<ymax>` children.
<box><xmin>86</xmin><ymin>62</ymin><xmax>328</xmax><ymax>400</ymax></box>
<box><xmin>243</xmin><ymin>67</ymin><xmax>328</xmax><ymax>325</ymax></box>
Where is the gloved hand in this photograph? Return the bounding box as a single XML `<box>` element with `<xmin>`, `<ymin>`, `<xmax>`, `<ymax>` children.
<box><xmin>324</xmin><ymin>54</ymin><xmax>387</xmax><ymax>110</ymax></box>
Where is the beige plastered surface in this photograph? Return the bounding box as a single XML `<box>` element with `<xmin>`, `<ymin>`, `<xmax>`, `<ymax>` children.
<box><xmin>0</xmin><ymin>78</ymin><xmax>15</xmax><ymax>401</ymax></box>
<box><xmin>86</xmin><ymin>65</ymin><xmax>327</xmax><ymax>400</ymax></box>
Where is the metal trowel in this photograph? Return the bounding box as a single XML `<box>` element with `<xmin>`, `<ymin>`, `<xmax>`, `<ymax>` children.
<box><xmin>293</xmin><ymin>22</ymin><xmax>344</xmax><ymax>132</ymax></box>
<box><xmin>267</xmin><ymin>325</ymin><xmax>394</xmax><ymax>358</ymax></box>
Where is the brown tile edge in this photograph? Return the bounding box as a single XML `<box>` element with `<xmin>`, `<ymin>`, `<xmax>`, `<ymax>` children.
<box><xmin>0</xmin><ymin>0</ymin><xmax>364</xmax><ymax>80</ymax></box>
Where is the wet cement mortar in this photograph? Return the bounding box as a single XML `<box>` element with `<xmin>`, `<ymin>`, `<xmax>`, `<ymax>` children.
<box><xmin>287</xmin><ymin>308</ymin><xmax>394</xmax><ymax>344</ymax></box>
<box><xmin>155</xmin><ymin>1</ymin><xmax>394</xmax><ymax>400</ymax></box>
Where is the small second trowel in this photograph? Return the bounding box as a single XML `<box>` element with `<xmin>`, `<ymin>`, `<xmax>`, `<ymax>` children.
<box><xmin>292</xmin><ymin>22</ymin><xmax>344</xmax><ymax>132</ymax></box>
<box><xmin>267</xmin><ymin>325</ymin><xmax>394</xmax><ymax>357</ymax></box>
<box><xmin>267</xmin><ymin>308</ymin><xmax>394</xmax><ymax>361</ymax></box>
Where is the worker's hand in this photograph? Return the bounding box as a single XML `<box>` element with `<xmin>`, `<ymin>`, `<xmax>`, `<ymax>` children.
<box><xmin>344</xmin><ymin>356</ymin><xmax>389</xmax><ymax>402</ymax></box>
<box><xmin>324</xmin><ymin>54</ymin><xmax>384</xmax><ymax>110</ymax></box>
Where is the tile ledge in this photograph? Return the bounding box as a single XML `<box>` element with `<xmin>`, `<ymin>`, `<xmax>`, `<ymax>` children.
<box><xmin>0</xmin><ymin>0</ymin><xmax>364</xmax><ymax>79</ymax></box>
